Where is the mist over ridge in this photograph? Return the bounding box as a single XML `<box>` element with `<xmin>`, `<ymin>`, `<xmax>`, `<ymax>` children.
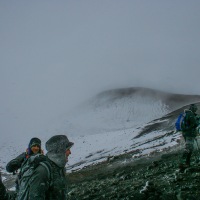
<box><xmin>1</xmin><ymin>86</ymin><xmax>200</xmax><ymax>173</ymax></box>
<box><xmin>56</xmin><ymin>87</ymin><xmax>200</xmax><ymax>136</ymax></box>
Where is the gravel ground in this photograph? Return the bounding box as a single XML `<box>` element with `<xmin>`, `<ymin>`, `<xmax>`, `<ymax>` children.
<box><xmin>67</xmin><ymin>146</ymin><xmax>200</xmax><ymax>200</ymax></box>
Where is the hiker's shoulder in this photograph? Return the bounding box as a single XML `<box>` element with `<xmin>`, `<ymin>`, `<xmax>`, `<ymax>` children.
<box><xmin>34</xmin><ymin>163</ymin><xmax>50</xmax><ymax>173</ymax></box>
<box><xmin>185</xmin><ymin>109</ymin><xmax>195</xmax><ymax>117</ymax></box>
<box><xmin>27</xmin><ymin>154</ymin><xmax>50</xmax><ymax>168</ymax></box>
<box><xmin>32</xmin><ymin>155</ymin><xmax>52</xmax><ymax>173</ymax></box>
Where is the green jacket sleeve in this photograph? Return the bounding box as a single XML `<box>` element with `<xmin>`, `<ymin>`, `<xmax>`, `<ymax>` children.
<box><xmin>6</xmin><ymin>153</ymin><xmax>26</xmax><ymax>173</ymax></box>
<box><xmin>28</xmin><ymin>165</ymin><xmax>50</xmax><ymax>200</ymax></box>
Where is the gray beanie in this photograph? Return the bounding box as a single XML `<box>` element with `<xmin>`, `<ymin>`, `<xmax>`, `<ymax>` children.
<box><xmin>45</xmin><ymin>135</ymin><xmax>74</xmax><ymax>153</ymax></box>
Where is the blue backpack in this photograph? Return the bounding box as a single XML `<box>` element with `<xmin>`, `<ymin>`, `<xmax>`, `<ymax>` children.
<box><xmin>175</xmin><ymin>111</ymin><xmax>188</xmax><ymax>131</ymax></box>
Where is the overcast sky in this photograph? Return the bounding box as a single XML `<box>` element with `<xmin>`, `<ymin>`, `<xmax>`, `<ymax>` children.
<box><xmin>1</xmin><ymin>0</ymin><xmax>200</xmax><ymax>139</ymax></box>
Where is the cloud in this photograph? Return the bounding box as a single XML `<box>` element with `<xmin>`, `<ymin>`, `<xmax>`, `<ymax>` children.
<box><xmin>0</xmin><ymin>0</ymin><xmax>200</xmax><ymax>138</ymax></box>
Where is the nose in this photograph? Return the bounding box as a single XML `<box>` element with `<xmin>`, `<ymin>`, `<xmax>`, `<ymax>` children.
<box><xmin>66</xmin><ymin>149</ymin><xmax>71</xmax><ymax>155</ymax></box>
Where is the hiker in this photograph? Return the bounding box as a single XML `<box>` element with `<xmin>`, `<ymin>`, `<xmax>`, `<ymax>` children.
<box><xmin>0</xmin><ymin>172</ymin><xmax>16</xmax><ymax>200</ymax></box>
<box><xmin>179</xmin><ymin>104</ymin><xmax>199</xmax><ymax>171</ymax></box>
<box><xmin>0</xmin><ymin>138</ymin><xmax>43</xmax><ymax>200</ymax></box>
<box><xmin>6</xmin><ymin>137</ymin><xmax>43</xmax><ymax>174</ymax></box>
<box><xmin>16</xmin><ymin>134</ymin><xmax>74</xmax><ymax>200</ymax></box>
<box><xmin>6</xmin><ymin>137</ymin><xmax>43</xmax><ymax>193</ymax></box>
<box><xmin>0</xmin><ymin>172</ymin><xmax>7</xmax><ymax>200</ymax></box>
<box><xmin>1</xmin><ymin>135</ymin><xmax>73</xmax><ymax>200</ymax></box>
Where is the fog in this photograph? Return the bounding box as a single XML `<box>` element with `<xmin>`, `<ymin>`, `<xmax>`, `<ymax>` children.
<box><xmin>1</xmin><ymin>0</ymin><xmax>200</xmax><ymax>139</ymax></box>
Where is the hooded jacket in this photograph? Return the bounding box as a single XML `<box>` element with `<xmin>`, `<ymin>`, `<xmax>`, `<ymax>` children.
<box><xmin>182</xmin><ymin>109</ymin><xmax>199</xmax><ymax>137</ymax></box>
<box><xmin>17</xmin><ymin>135</ymin><xmax>74</xmax><ymax>200</ymax></box>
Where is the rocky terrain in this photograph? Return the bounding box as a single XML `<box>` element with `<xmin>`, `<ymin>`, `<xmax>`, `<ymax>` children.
<box><xmin>67</xmin><ymin>137</ymin><xmax>200</xmax><ymax>200</ymax></box>
<box><xmin>2</xmin><ymin>89</ymin><xmax>200</xmax><ymax>200</ymax></box>
<box><xmin>3</xmin><ymin>138</ymin><xmax>200</xmax><ymax>200</ymax></box>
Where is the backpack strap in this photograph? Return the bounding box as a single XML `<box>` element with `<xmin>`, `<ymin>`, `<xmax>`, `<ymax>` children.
<box><xmin>39</xmin><ymin>160</ymin><xmax>52</xmax><ymax>181</ymax></box>
<box><xmin>33</xmin><ymin>155</ymin><xmax>53</xmax><ymax>185</ymax></box>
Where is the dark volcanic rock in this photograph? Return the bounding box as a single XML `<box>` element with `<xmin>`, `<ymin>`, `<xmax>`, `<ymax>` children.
<box><xmin>67</xmin><ymin>148</ymin><xmax>200</xmax><ymax>200</ymax></box>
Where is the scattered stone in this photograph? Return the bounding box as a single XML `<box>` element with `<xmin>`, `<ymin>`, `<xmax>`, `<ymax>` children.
<box><xmin>4</xmin><ymin>147</ymin><xmax>200</xmax><ymax>199</ymax></box>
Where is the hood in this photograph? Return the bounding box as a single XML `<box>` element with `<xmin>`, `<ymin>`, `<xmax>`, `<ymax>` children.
<box><xmin>45</xmin><ymin>135</ymin><xmax>74</xmax><ymax>168</ymax></box>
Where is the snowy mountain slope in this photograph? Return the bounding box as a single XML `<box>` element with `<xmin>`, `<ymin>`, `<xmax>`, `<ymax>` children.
<box><xmin>67</xmin><ymin>102</ymin><xmax>200</xmax><ymax>172</ymax></box>
<box><xmin>59</xmin><ymin>87</ymin><xmax>200</xmax><ymax>136</ymax></box>
<box><xmin>1</xmin><ymin>87</ymin><xmax>200</xmax><ymax>177</ymax></box>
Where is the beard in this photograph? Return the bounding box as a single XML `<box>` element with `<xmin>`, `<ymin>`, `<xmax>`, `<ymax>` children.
<box><xmin>47</xmin><ymin>151</ymin><xmax>68</xmax><ymax>168</ymax></box>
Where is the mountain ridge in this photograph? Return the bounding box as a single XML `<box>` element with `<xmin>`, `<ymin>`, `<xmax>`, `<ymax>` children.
<box><xmin>62</xmin><ymin>87</ymin><xmax>200</xmax><ymax>136</ymax></box>
<box><xmin>1</xmin><ymin>87</ymin><xmax>200</xmax><ymax>196</ymax></box>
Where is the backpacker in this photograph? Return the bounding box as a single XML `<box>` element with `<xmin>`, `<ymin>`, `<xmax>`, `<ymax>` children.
<box><xmin>175</xmin><ymin>111</ymin><xmax>189</xmax><ymax>131</ymax></box>
<box><xmin>16</xmin><ymin>154</ymin><xmax>52</xmax><ymax>200</ymax></box>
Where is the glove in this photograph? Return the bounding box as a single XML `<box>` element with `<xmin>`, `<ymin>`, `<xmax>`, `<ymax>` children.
<box><xmin>6</xmin><ymin>159</ymin><xmax>21</xmax><ymax>173</ymax></box>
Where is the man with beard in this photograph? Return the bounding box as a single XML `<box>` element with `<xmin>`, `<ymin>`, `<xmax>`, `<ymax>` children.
<box><xmin>0</xmin><ymin>135</ymin><xmax>74</xmax><ymax>200</ymax></box>
<box><xmin>17</xmin><ymin>135</ymin><xmax>74</xmax><ymax>200</ymax></box>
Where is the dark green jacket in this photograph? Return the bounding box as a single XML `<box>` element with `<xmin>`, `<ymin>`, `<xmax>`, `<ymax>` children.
<box><xmin>17</xmin><ymin>159</ymin><xmax>67</xmax><ymax>200</ymax></box>
<box><xmin>6</xmin><ymin>153</ymin><xmax>26</xmax><ymax>173</ymax></box>
<box><xmin>182</xmin><ymin>110</ymin><xmax>199</xmax><ymax>137</ymax></box>
<box><xmin>6</xmin><ymin>148</ymin><xmax>43</xmax><ymax>174</ymax></box>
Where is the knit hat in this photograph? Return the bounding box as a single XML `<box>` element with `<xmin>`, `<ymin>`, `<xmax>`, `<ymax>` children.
<box><xmin>29</xmin><ymin>137</ymin><xmax>41</xmax><ymax>148</ymax></box>
<box><xmin>45</xmin><ymin>135</ymin><xmax>74</xmax><ymax>153</ymax></box>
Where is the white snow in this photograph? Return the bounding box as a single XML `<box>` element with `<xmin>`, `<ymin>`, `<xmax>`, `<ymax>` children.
<box><xmin>1</xmin><ymin>88</ymin><xmax>192</xmax><ymax>188</ymax></box>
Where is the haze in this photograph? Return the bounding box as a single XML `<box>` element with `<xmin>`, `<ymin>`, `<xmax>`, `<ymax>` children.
<box><xmin>1</xmin><ymin>0</ymin><xmax>200</xmax><ymax>139</ymax></box>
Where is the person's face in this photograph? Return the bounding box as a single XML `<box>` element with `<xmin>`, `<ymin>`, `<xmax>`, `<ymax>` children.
<box><xmin>31</xmin><ymin>145</ymin><xmax>40</xmax><ymax>154</ymax></box>
<box><xmin>65</xmin><ymin>149</ymin><xmax>71</xmax><ymax>161</ymax></box>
